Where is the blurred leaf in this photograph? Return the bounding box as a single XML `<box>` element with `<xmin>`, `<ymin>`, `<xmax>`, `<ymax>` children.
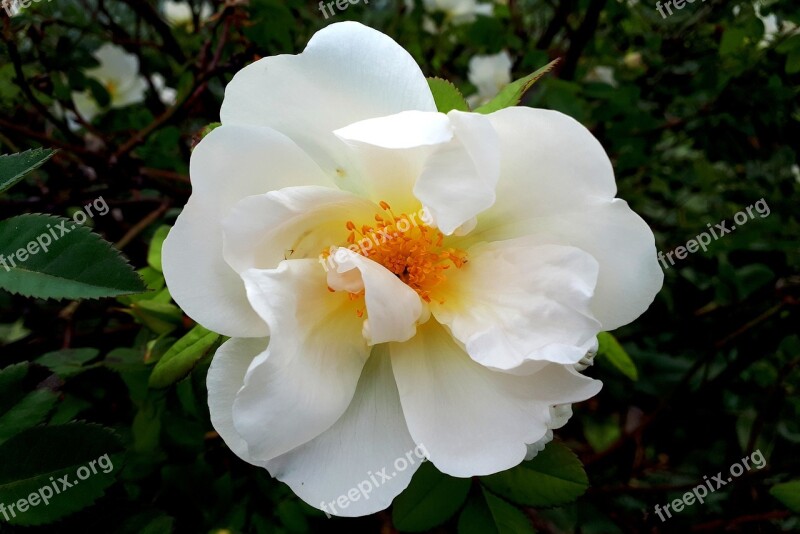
<box><xmin>0</xmin><ymin>214</ymin><xmax>145</xmax><ymax>300</ymax></box>
<box><xmin>458</xmin><ymin>489</ymin><xmax>536</xmax><ymax>534</ymax></box>
<box><xmin>428</xmin><ymin>77</ymin><xmax>469</xmax><ymax>113</ymax></box>
<box><xmin>480</xmin><ymin>442</ymin><xmax>589</xmax><ymax>507</ymax></box>
<box><xmin>0</xmin><ymin>389</ymin><xmax>58</xmax><ymax>444</ymax></box>
<box><xmin>597</xmin><ymin>332</ymin><xmax>638</xmax><ymax>380</ymax></box>
<box><xmin>0</xmin><ymin>423</ymin><xmax>123</xmax><ymax>525</ymax></box>
<box><xmin>770</xmin><ymin>480</ymin><xmax>800</xmax><ymax>512</ymax></box>
<box><xmin>0</xmin><ymin>148</ymin><xmax>57</xmax><ymax>194</ymax></box>
<box><xmin>36</xmin><ymin>348</ymin><xmax>100</xmax><ymax>378</ymax></box>
<box><xmin>476</xmin><ymin>59</ymin><xmax>559</xmax><ymax>114</ymax></box>
<box><xmin>147</xmin><ymin>225</ymin><xmax>171</xmax><ymax>273</ymax></box>
<box><xmin>127</xmin><ymin>300</ymin><xmax>183</xmax><ymax>334</ymax></box>
<box><xmin>149</xmin><ymin>325</ymin><xmax>219</xmax><ymax>388</ymax></box>
<box><xmin>392</xmin><ymin>461</ymin><xmax>471</xmax><ymax>532</ymax></box>
<box><xmin>0</xmin><ymin>319</ymin><xmax>30</xmax><ymax>345</ymax></box>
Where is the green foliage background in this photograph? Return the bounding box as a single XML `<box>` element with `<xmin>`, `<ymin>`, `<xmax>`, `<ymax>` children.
<box><xmin>0</xmin><ymin>0</ymin><xmax>798</xmax><ymax>532</ymax></box>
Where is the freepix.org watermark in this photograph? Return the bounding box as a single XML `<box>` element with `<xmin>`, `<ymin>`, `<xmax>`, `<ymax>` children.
<box><xmin>0</xmin><ymin>453</ymin><xmax>114</xmax><ymax>522</ymax></box>
<box><xmin>318</xmin><ymin>205</ymin><xmax>433</xmax><ymax>272</ymax></box>
<box><xmin>0</xmin><ymin>196</ymin><xmax>110</xmax><ymax>273</ymax></box>
<box><xmin>653</xmin><ymin>449</ymin><xmax>766</xmax><ymax>522</ymax></box>
<box><xmin>321</xmin><ymin>443</ymin><xmax>428</xmax><ymax>518</ymax></box>
<box><xmin>657</xmin><ymin>198</ymin><xmax>770</xmax><ymax>270</ymax></box>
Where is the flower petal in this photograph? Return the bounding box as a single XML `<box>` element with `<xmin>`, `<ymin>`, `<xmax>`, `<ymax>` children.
<box><xmin>222</xmin><ymin>186</ymin><xmax>376</xmax><ymax>274</ymax></box>
<box><xmin>488</xmin><ymin>200</ymin><xmax>663</xmax><ymax>331</ymax></box>
<box><xmin>266</xmin><ymin>347</ymin><xmax>423</xmax><ymax>518</ymax></box>
<box><xmin>432</xmin><ymin>241</ymin><xmax>601</xmax><ymax>371</ymax></box>
<box><xmin>207</xmin><ymin>337</ymin><xmax>269</xmax><ymax>465</ymax></box>
<box><xmin>472</xmin><ymin>106</ymin><xmax>618</xmax><ymax>240</ymax></box>
<box><xmin>327</xmin><ymin>247</ymin><xmax>425</xmax><ymax>345</ymax></box>
<box><xmin>162</xmin><ymin>125</ymin><xmax>331</xmax><ymax>337</ymax></box>
<box><xmin>220</xmin><ymin>22</ymin><xmax>435</xmax><ymax>184</ymax></box>
<box><xmin>413</xmin><ymin>111</ymin><xmax>500</xmax><ymax>235</ymax></box>
<box><xmin>334</xmin><ymin>111</ymin><xmax>453</xmax><ymax>149</ymax></box>
<box><xmin>391</xmin><ymin>321</ymin><xmax>601</xmax><ymax>477</ymax></box>
<box><xmin>233</xmin><ymin>260</ymin><xmax>369</xmax><ymax>461</ymax></box>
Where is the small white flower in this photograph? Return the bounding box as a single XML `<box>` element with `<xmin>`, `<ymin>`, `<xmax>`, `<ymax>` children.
<box><xmin>152</xmin><ymin>74</ymin><xmax>177</xmax><ymax>106</ymax></box>
<box><xmin>163</xmin><ymin>22</ymin><xmax>663</xmax><ymax>518</ymax></box>
<box><xmin>466</xmin><ymin>50</ymin><xmax>512</xmax><ymax>107</ymax></box>
<box><xmin>585</xmin><ymin>65</ymin><xmax>618</xmax><ymax>87</ymax></box>
<box><xmin>71</xmin><ymin>44</ymin><xmax>147</xmax><ymax>123</ymax></box>
<box><xmin>163</xmin><ymin>0</ymin><xmax>213</xmax><ymax>27</ymax></box>
<box><xmin>422</xmin><ymin>0</ymin><xmax>494</xmax><ymax>25</ymax></box>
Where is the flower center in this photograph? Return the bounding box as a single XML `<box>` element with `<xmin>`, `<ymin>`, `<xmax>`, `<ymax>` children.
<box><xmin>329</xmin><ymin>201</ymin><xmax>467</xmax><ymax>303</ymax></box>
<box><xmin>104</xmin><ymin>80</ymin><xmax>118</xmax><ymax>99</ymax></box>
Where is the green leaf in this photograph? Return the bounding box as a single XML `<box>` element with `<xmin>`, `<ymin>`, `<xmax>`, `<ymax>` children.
<box><xmin>475</xmin><ymin>59</ymin><xmax>559</xmax><ymax>114</ymax></box>
<box><xmin>428</xmin><ymin>77</ymin><xmax>470</xmax><ymax>113</ymax></box>
<box><xmin>36</xmin><ymin>348</ymin><xmax>100</xmax><ymax>378</ymax></box>
<box><xmin>0</xmin><ymin>423</ymin><xmax>123</xmax><ymax>525</ymax></box>
<box><xmin>770</xmin><ymin>480</ymin><xmax>800</xmax><ymax>513</ymax></box>
<box><xmin>597</xmin><ymin>332</ymin><xmax>638</xmax><ymax>380</ymax></box>
<box><xmin>0</xmin><ymin>148</ymin><xmax>57</xmax><ymax>194</ymax></box>
<box><xmin>149</xmin><ymin>325</ymin><xmax>220</xmax><ymax>388</ymax></box>
<box><xmin>147</xmin><ymin>225</ymin><xmax>171</xmax><ymax>272</ymax></box>
<box><xmin>0</xmin><ymin>389</ymin><xmax>58</xmax><ymax>444</ymax></box>
<box><xmin>0</xmin><ymin>214</ymin><xmax>146</xmax><ymax>300</ymax></box>
<box><xmin>127</xmin><ymin>300</ymin><xmax>183</xmax><ymax>334</ymax></box>
<box><xmin>0</xmin><ymin>319</ymin><xmax>31</xmax><ymax>345</ymax></box>
<box><xmin>392</xmin><ymin>461</ymin><xmax>471</xmax><ymax>532</ymax></box>
<box><xmin>480</xmin><ymin>442</ymin><xmax>589</xmax><ymax>508</ymax></box>
<box><xmin>458</xmin><ymin>489</ymin><xmax>536</xmax><ymax>534</ymax></box>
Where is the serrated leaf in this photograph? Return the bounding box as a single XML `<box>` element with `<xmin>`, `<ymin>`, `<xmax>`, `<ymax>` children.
<box><xmin>149</xmin><ymin>325</ymin><xmax>219</xmax><ymax>388</ymax></box>
<box><xmin>480</xmin><ymin>442</ymin><xmax>589</xmax><ymax>508</ymax></box>
<box><xmin>392</xmin><ymin>461</ymin><xmax>471</xmax><ymax>532</ymax></box>
<box><xmin>0</xmin><ymin>148</ymin><xmax>57</xmax><ymax>194</ymax></box>
<box><xmin>475</xmin><ymin>59</ymin><xmax>559</xmax><ymax>114</ymax></box>
<box><xmin>458</xmin><ymin>489</ymin><xmax>536</xmax><ymax>534</ymax></box>
<box><xmin>597</xmin><ymin>332</ymin><xmax>638</xmax><ymax>380</ymax></box>
<box><xmin>36</xmin><ymin>348</ymin><xmax>100</xmax><ymax>378</ymax></box>
<box><xmin>147</xmin><ymin>225</ymin><xmax>171</xmax><ymax>272</ymax></box>
<box><xmin>0</xmin><ymin>214</ymin><xmax>146</xmax><ymax>300</ymax></box>
<box><xmin>0</xmin><ymin>423</ymin><xmax>123</xmax><ymax>526</ymax></box>
<box><xmin>770</xmin><ymin>480</ymin><xmax>800</xmax><ymax>512</ymax></box>
<box><xmin>428</xmin><ymin>77</ymin><xmax>470</xmax><ymax>113</ymax></box>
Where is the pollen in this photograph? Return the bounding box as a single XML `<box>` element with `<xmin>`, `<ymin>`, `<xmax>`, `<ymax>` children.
<box><xmin>329</xmin><ymin>201</ymin><xmax>467</xmax><ymax>303</ymax></box>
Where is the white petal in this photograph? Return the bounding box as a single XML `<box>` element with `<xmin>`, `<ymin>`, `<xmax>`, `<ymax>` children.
<box><xmin>113</xmin><ymin>76</ymin><xmax>147</xmax><ymax>108</ymax></box>
<box><xmin>222</xmin><ymin>186</ymin><xmax>376</xmax><ymax>274</ymax></box>
<box><xmin>413</xmin><ymin>111</ymin><xmax>500</xmax><ymax>235</ymax></box>
<box><xmin>233</xmin><ymin>260</ymin><xmax>369</xmax><ymax>461</ymax></box>
<box><xmin>220</xmin><ymin>22</ymin><xmax>435</xmax><ymax>181</ymax></box>
<box><xmin>432</xmin><ymin>241</ymin><xmax>601</xmax><ymax>371</ymax></box>
<box><xmin>162</xmin><ymin>125</ymin><xmax>332</xmax><ymax>337</ymax></box>
<box><xmin>88</xmin><ymin>44</ymin><xmax>139</xmax><ymax>86</ymax></box>
<box><xmin>524</xmin><ymin>404</ymin><xmax>573</xmax><ymax>460</ymax></box>
<box><xmin>72</xmin><ymin>91</ymin><xmax>99</xmax><ymax>122</ymax></box>
<box><xmin>474</xmin><ymin>107</ymin><xmax>618</xmax><ymax>239</ymax></box>
<box><xmin>327</xmin><ymin>247</ymin><xmax>424</xmax><ymax>345</ymax></box>
<box><xmin>391</xmin><ymin>321</ymin><xmax>602</xmax><ymax>477</ymax></box>
<box><xmin>335</xmin><ymin>111</ymin><xmax>453</xmax><ymax>149</ymax></box>
<box><xmin>266</xmin><ymin>347</ymin><xmax>423</xmax><ymax>518</ymax></box>
<box><xmin>207</xmin><ymin>337</ymin><xmax>269</xmax><ymax>465</ymax></box>
<box><xmin>493</xmin><ymin>200</ymin><xmax>663</xmax><ymax>331</ymax></box>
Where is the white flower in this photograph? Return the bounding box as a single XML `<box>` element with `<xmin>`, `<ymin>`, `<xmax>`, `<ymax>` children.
<box><xmin>162</xmin><ymin>22</ymin><xmax>663</xmax><ymax>517</ymax></box>
<box><xmin>152</xmin><ymin>74</ymin><xmax>177</xmax><ymax>106</ymax></box>
<box><xmin>585</xmin><ymin>65</ymin><xmax>618</xmax><ymax>87</ymax></box>
<box><xmin>466</xmin><ymin>50</ymin><xmax>512</xmax><ymax>107</ymax></box>
<box><xmin>163</xmin><ymin>0</ymin><xmax>213</xmax><ymax>27</ymax></box>
<box><xmin>71</xmin><ymin>44</ymin><xmax>147</xmax><ymax>123</ymax></box>
<box><xmin>422</xmin><ymin>0</ymin><xmax>494</xmax><ymax>25</ymax></box>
